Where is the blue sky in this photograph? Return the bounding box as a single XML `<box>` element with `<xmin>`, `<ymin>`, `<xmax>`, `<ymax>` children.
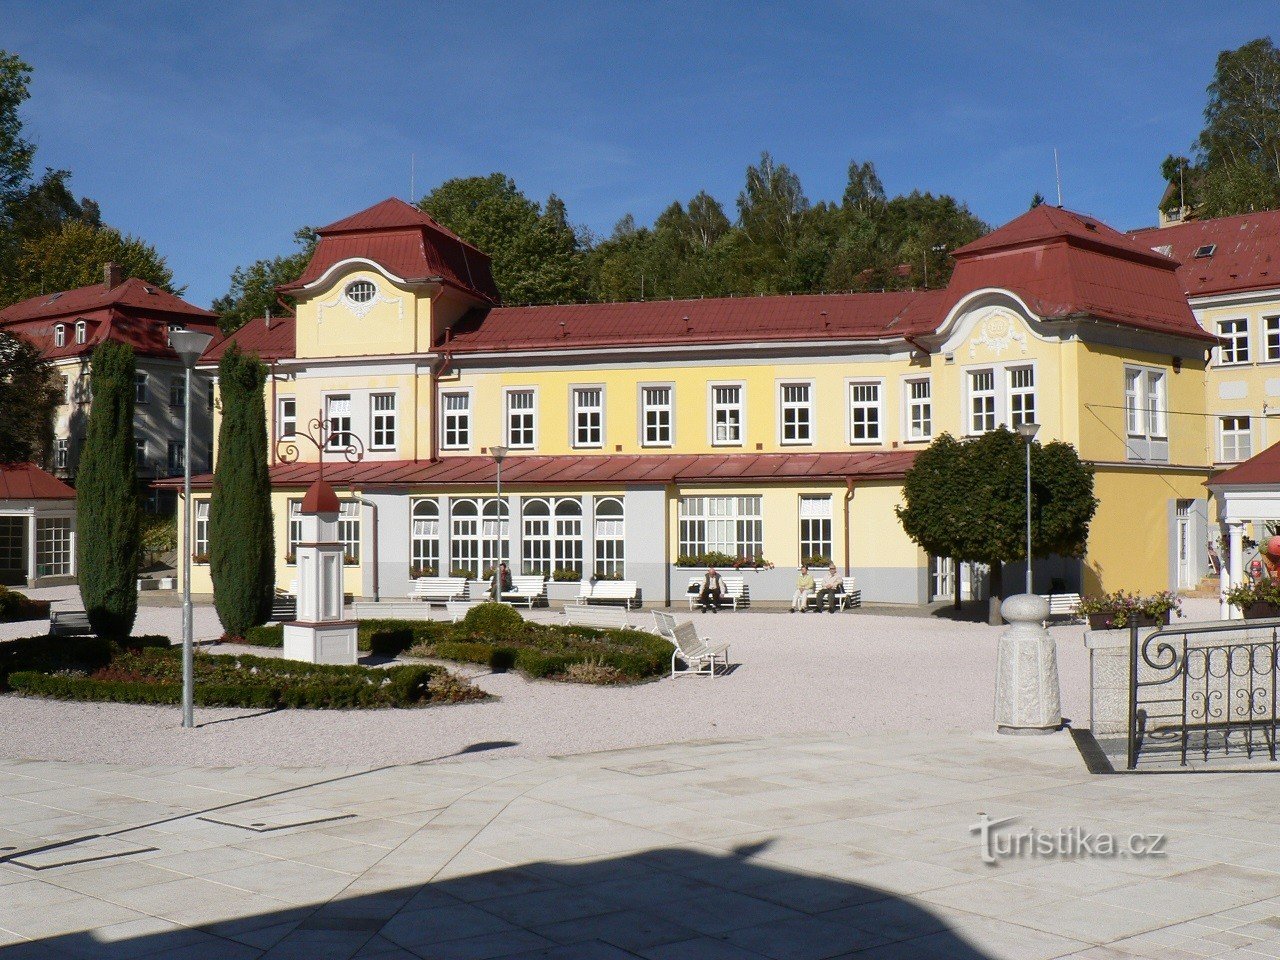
<box><xmin>6</xmin><ymin>1</ymin><xmax>1278</xmax><ymax>307</ymax></box>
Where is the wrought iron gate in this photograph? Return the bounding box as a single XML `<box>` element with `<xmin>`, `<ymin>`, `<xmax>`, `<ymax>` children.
<box><xmin>1128</xmin><ymin>618</ymin><xmax>1280</xmax><ymax>768</ymax></box>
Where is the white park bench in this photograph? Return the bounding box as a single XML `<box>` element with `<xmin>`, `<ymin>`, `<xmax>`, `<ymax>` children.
<box><xmin>562</xmin><ymin>605</ymin><xmax>635</xmax><ymax>631</ymax></box>
<box><xmin>577</xmin><ymin>580</ymin><xmax>641</xmax><ymax>609</ymax></box>
<box><xmin>669</xmin><ymin>620</ymin><xmax>730</xmax><ymax>677</ymax></box>
<box><xmin>410</xmin><ymin>577</ymin><xmax>470</xmax><ymax>605</ymax></box>
<box><xmin>685</xmin><ymin>575</ymin><xmax>750</xmax><ymax>611</ymax></box>
<box><xmin>804</xmin><ymin>577</ymin><xmax>862</xmax><ymax>611</ymax></box>
<box><xmin>1039</xmin><ymin>592</ymin><xmax>1083</xmax><ymax>621</ymax></box>
<box><xmin>502</xmin><ymin>575</ymin><xmax>547</xmax><ymax>608</ymax></box>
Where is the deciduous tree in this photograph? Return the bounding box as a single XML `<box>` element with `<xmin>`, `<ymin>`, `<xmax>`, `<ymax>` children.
<box><xmin>212</xmin><ymin>227</ymin><xmax>316</xmax><ymax>334</ymax></box>
<box><xmin>0</xmin><ymin>331</ymin><xmax>60</xmax><ymax>465</ymax></box>
<box><xmin>75</xmin><ymin>341</ymin><xmax>139</xmax><ymax>637</ymax></box>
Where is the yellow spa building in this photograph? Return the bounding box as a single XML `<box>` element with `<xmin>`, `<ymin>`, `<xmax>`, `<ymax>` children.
<box><xmin>174</xmin><ymin>198</ymin><xmax>1228</xmax><ymax>606</ymax></box>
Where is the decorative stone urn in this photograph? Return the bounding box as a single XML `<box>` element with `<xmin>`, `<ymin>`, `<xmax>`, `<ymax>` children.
<box><xmin>993</xmin><ymin>593</ymin><xmax>1061</xmax><ymax>735</ymax></box>
<box><xmin>282</xmin><ymin>479</ymin><xmax>358</xmax><ymax>665</ymax></box>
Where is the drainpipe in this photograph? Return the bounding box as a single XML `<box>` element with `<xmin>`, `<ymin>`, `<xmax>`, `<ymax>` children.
<box><xmin>843</xmin><ymin>478</ymin><xmax>855</xmax><ymax>577</ymax></box>
<box><xmin>269</xmin><ymin>357</ymin><xmax>278</xmax><ymax>465</ymax></box>
<box><xmin>349</xmin><ymin>493</ymin><xmax>379</xmax><ymax>602</ymax></box>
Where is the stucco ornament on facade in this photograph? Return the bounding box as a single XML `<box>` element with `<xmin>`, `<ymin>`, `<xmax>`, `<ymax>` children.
<box><xmin>969</xmin><ymin>312</ymin><xmax>1028</xmax><ymax>359</ymax></box>
<box><xmin>318</xmin><ymin>282</ymin><xmax>405</xmax><ymax>323</ymax></box>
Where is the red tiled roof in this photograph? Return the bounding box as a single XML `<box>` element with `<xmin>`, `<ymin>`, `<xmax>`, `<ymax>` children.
<box><xmin>1207</xmin><ymin>443</ymin><xmax>1280</xmax><ymax>487</ymax></box>
<box><xmin>942</xmin><ymin>206</ymin><xmax>1215</xmax><ymax>343</ymax></box>
<box><xmin>1129</xmin><ymin>210</ymin><xmax>1280</xmax><ymax>299</ymax></box>
<box><xmin>0</xmin><ymin>278</ymin><xmax>221</xmax><ymax>362</ymax></box>
<box><xmin>157</xmin><ymin>451</ymin><xmax>919</xmax><ymax>491</ymax></box>
<box><xmin>202</xmin><ymin>314</ymin><xmax>295</xmax><ymax>364</ymax></box>
<box><xmin>0</xmin><ymin>462</ymin><xmax>75</xmax><ymax>500</ymax></box>
<box><xmin>280</xmin><ymin>198</ymin><xmax>500</xmax><ymax>304</ymax></box>
<box><xmin>441</xmin><ymin>291</ymin><xmax>946</xmax><ymax>353</ymax></box>
<box><xmin>0</xmin><ymin>277</ymin><xmax>216</xmax><ymax>324</ymax></box>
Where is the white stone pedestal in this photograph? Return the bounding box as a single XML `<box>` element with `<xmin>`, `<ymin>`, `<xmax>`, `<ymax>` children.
<box><xmin>994</xmin><ymin>593</ymin><xmax>1062</xmax><ymax>735</ymax></box>
<box><xmin>283</xmin><ymin>621</ymin><xmax>358</xmax><ymax>665</ymax></box>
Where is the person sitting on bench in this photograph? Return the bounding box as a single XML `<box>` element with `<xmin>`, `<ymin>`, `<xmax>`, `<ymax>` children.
<box><xmin>814</xmin><ymin>565</ymin><xmax>843</xmax><ymax>613</ymax></box>
<box><xmin>790</xmin><ymin>565</ymin><xmax>815</xmax><ymax>612</ymax></box>
<box><xmin>490</xmin><ymin>562</ymin><xmax>513</xmax><ymax>600</ymax></box>
<box><xmin>698</xmin><ymin>567</ymin><xmax>725</xmax><ymax>613</ymax></box>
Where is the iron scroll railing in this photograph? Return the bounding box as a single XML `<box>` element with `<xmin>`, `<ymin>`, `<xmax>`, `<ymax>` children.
<box><xmin>1128</xmin><ymin>617</ymin><xmax>1280</xmax><ymax>769</ymax></box>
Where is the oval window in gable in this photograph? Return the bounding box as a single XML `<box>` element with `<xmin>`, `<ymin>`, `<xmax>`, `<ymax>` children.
<box><xmin>345</xmin><ymin>280</ymin><xmax>376</xmax><ymax>305</ymax></box>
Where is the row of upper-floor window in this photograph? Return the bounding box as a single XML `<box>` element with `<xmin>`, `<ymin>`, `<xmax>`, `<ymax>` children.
<box><xmin>52</xmin><ymin>434</ymin><xmax>196</xmax><ymax>475</ymax></box>
<box><xmin>282</xmin><ymin>367</ymin><xmax>1052</xmax><ymax>454</ymax></box>
<box><xmin>61</xmin><ymin>371</ymin><xmax>214</xmax><ymax>410</ymax></box>
<box><xmin>50</xmin><ymin>320</ymin><xmax>190</xmax><ymax>349</ymax></box>
<box><xmin>1213</xmin><ymin>315</ymin><xmax>1280</xmax><ymax>366</ymax></box>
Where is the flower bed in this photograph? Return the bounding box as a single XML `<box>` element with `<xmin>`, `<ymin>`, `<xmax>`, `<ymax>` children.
<box><xmin>241</xmin><ymin>604</ymin><xmax>670</xmax><ymax>684</ymax></box>
<box><xmin>1</xmin><ymin>635</ymin><xmax>484</xmax><ymax>708</ymax></box>
<box><xmin>1079</xmin><ymin>591</ymin><xmax>1181</xmax><ymax>630</ymax></box>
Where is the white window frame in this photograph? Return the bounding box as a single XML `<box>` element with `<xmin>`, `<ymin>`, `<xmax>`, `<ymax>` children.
<box><xmin>410</xmin><ymin>499</ymin><xmax>441</xmax><ymax>575</ymax></box>
<box><xmin>338</xmin><ymin>501</ymin><xmax>361</xmax><ymax>564</ymax></box>
<box><xmin>639</xmin><ymin>383</ymin><xmax>674</xmax><ymax>448</ymax></box>
<box><xmin>325</xmin><ymin>394</ymin><xmax>352</xmax><ymax>450</ymax></box>
<box><xmin>505</xmin><ymin>388</ymin><xmax>537</xmax><ymax>450</ymax></box>
<box><xmin>75</xmin><ymin>320</ymin><xmax>86</xmax><ymax>345</ymax></box>
<box><xmin>35</xmin><ymin>516</ymin><xmax>72</xmax><ymax>577</ymax></box>
<box><xmin>1124</xmin><ymin>365</ymin><xmax>1167</xmax><ymax>439</ymax></box>
<box><xmin>135</xmin><ymin>371</ymin><xmax>148</xmax><ymax>405</ymax></box>
<box><xmin>678</xmin><ymin>495</ymin><xmax>764</xmax><ymax>559</ymax></box>
<box><xmin>54</xmin><ymin>438</ymin><xmax>68</xmax><ymax>469</ymax></box>
<box><xmin>799</xmin><ymin>495</ymin><xmax>833</xmax><ymax>565</ymax></box>
<box><xmin>778</xmin><ymin>380</ymin><xmax>814</xmax><ymax>446</ymax></box>
<box><xmin>134</xmin><ymin>439</ymin><xmax>147</xmax><ymax>470</ymax></box>
<box><xmin>277</xmin><ymin>396</ymin><xmax>296</xmax><ymax>441</ymax></box>
<box><xmin>709</xmin><ymin>382</ymin><xmax>745</xmax><ymax>447</ymax></box>
<box><xmin>193</xmin><ymin>500</ymin><xmax>210</xmax><ymax>559</ymax></box>
<box><xmin>1266</xmin><ymin>316</ymin><xmax>1280</xmax><ymax>363</ymax></box>
<box><xmin>594</xmin><ymin>496</ymin><xmax>625</xmax><ymax>578</ymax></box>
<box><xmin>847</xmin><ymin>379</ymin><xmax>883</xmax><ymax>444</ymax></box>
<box><xmin>967</xmin><ymin>368</ymin><xmax>997</xmax><ymax>434</ymax></box>
<box><xmin>370</xmin><ymin>392</ymin><xmax>397</xmax><ymax>451</ymax></box>
<box><xmin>1007</xmin><ymin>365</ymin><xmax>1036</xmax><ymax>428</ymax></box>
<box><xmin>167</xmin><ymin>440</ymin><xmax>183</xmax><ymax>473</ymax></box>
<box><xmin>169</xmin><ymin>375</ymin><xmax>184</xmax><ymax>410</ymax></box>
<box><xmin>1217</xmin><ymin>318</ymin><xmax>1250</xmax><ymax>366</ymax></box>
<box><xmin>53</xmin><ymin>324</ymin><xmax>65</xmax><ymax>348</ymax></box>
<box><xmin>904</xmin><ymin>377</ymin><xmax>932</xmax><ymax>442</ymax></box>
<box><xmin>287</xmin><ymin>499</ymin><xmax>302</xmax><ymax>561</ymax></box>
<box><xmin>440</xmin><ymin>389</ymin><xmax>472</xmax><ymax>451</ymax></box>
<box><xmin>1219</xmin><ymin>415</ymin><xmax>1253</xmax><ymax>463</ymax></box>
<box><xmin>570</xmin><ymin>386</ymin><xmax>604</xmax><ymax>449</ymax></box>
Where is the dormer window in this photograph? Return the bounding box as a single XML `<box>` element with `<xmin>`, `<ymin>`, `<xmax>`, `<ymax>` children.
<box><xmin>345</xmin><ymin>280</ymin><xmax>376</xmax><ymax>305</ymax></box>
<box><xmin>53</xmin><ymin>324</ymin><xmax>65</xmax><ymax>347</ymax></box>
<box><xmin>1193</xmin><ymin>244</ymin><xmax>1217</xmax><ymax>259</ymax></box>
<box><xmin>75</xmin><ymin>320</ymin><xmax>87</xmax><ymax>344</ymax></box>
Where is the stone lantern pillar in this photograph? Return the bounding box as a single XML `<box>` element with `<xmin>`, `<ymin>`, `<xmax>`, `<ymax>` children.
<box><xmin>993</xmin><ymin>593</ymin><xmax>1061</xmax><ymax>734</ymax></box>
<box><xmin>282</xmin><ymin>479</ymin><xmax>358</xmax><ymax>665</ymax></box>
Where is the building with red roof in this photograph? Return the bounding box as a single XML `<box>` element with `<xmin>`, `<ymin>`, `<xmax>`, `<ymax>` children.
<box><xmin>0</xmin><ymin>462</ymin><xmax>75</xmax><ymax>586</ymax></box>
<box><xmin>162</xmin><ymin>196</ymin><xmax>1251</xmax><ymax>609</ymax></box>
<box><xmin>0</xmin><ymin>264</ymin><xmax>220</xmax><ymax>494</ymax></box>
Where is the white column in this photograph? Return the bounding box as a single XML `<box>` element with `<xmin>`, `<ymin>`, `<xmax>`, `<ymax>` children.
<box><xmin>26</xmin><ymin>509</ymin><xmax>37</xmax><ymax>586</ymax></box>
<box><xmin>1228</xmin><ymin>520</ymin><xmax>1246</xmax><ymax>620</ymax></box>
<box><xmin>1219</xmin><ymin>527</ymin><xmax>1231</xmax><ymax>621</ymax></box>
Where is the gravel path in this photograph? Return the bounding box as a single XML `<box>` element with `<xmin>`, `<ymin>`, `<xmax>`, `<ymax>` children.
<box><xmin>0</xmin><ymin>587</ymin><xmax>1220</xmax><ymax>767</ymax></box>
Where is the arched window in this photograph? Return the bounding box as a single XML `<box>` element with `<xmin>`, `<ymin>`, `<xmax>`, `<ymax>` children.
<box><xmin>75</xmin><ymin>320</ymin><xmax>87</xmax><ymax>344</ymax></box>
<box><xmin>594</xmin><ymin>497</ymin><xmax>625</xmax><ymax>578</ymax></box>
<box><xmin>554</xmin><ymin>498</ymin><xmax>584</xmax><ymax>576</ymax></box>
<box><xmin>53</xmin><ymin>324</ymin><xmax>65</xmax><ymax>348</ymax></box>
<box><xmin>521</xmin><ymin>498</ymin><xmax>552</xmax><ymax>576</ymax></box>
<box><xmin>411</xmin><ymin>499</ymin><xmax>440</xmax><ymax>576</ymax></box>
<box><xmin>450</xmin><ymin>498</ymin><xmax>507</xmax><ymax>578</ymax></box>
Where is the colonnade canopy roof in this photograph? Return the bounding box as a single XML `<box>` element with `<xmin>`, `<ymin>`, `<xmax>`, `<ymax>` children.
<box><xmin>1208</xmin><ymin>442</ymin><xmax>1280</xmax><ymax>489</ymax></box>
<box><xmin>0</xmin><ymin>463</ymin><xmax>75</xmax><ymax>501</ymax></box>
<box><xmin>155</xmin><ymin>451</ymin><xmax>919</xmax><ymax>492</ymax></box>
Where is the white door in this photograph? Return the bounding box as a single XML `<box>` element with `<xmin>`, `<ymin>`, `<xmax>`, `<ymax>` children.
<box><xmin>1176</xmin><ymin>501</ymin><xmax>1193</xmax><ymax>589</ymax></box>
<box><xmin>930</xmin><ymin>556</ymin><xmax>954</xmax><ymax>601</ymax></box>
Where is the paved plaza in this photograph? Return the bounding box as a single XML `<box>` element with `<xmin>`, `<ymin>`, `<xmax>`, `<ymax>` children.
<box><xmin>7</xmin><ymin>592</ymin><xmax>1277</xmax><ymax>958</ymax></box>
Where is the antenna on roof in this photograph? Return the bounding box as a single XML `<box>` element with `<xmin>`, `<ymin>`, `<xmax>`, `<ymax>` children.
<box><xmin>1054</xmin><ymin>148</ymin><xmax>1064</xmax><ymax>208</ymax></box>
<box><xmin>409</xmin><ymin>154</ymin><xmax>416</xmax><ymax>204</ymax></box>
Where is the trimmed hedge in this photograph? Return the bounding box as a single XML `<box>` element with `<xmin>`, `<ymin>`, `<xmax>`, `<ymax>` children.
<box><xmin>3</xmin><ymin>642</ymin><xmax>484</xmax><ymax>709</ymax></box>
<box><xmin>0</xmin><ymin>635</ymin><xmax>169</xmax><ymax>691</ymax></box>
<box><xmin>0</xmin><ymin>586</ymin><xmax>50</xmax><ymax>623</ymax></box>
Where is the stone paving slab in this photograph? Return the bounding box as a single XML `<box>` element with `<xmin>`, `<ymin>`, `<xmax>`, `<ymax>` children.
<box><xmin>2</xmin><ymin>730</ymin><xmax>1280</xmax><ymax>958</ymax></box>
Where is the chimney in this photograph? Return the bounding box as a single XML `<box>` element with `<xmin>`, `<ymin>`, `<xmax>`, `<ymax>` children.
<box><xmin>104</xmin><ymin>262</ymin><xmax>124</xmax><ymax>290</ymax></box>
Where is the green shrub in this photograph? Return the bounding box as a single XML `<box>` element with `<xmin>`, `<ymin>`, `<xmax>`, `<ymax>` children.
<box><xmin>551</xmin><ymin>568</ymin><xmax>581</xmax><ymax>582</ymax></box>
<box><xmin>489</xmin><ymin>647</ymin><xmax>517</xmax><ymax>673</ymax></box>
<box><xmin>461</xmin><ymin>603</ymin><xmax>526</xmax><ymax>641</ymax></box>
<box><xmin>369</xmin><ymin>628</ymin><xmax>415</xmax><ymax>657</ymax></box>
<box><xmin>0</xmin><ymin>586</ymin><xmax>50</xmax><ymax>622</ymax></box>
<box><xmin>241</xmin><ymin>624</ymin><xmax>284</xmax><ymax>647</ymax></box>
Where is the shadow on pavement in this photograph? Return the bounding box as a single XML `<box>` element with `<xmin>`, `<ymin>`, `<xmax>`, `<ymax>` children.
<box><xmin>11</xmin><ymin>840</ymin><xmax>1001</xmax><ymax>959</ymax></box>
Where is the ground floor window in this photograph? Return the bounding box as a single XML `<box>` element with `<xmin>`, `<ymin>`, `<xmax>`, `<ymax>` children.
<box><xmin>286</xmin><ymin>500</ymin><xmax>301</xmax><ymax>562</ymax></box>
<box><xmin>799</xmin><ymin>495</ymin><xmax>832</xmax><ymax>565</ymax></box>
<box><xmin>678</xmin><ymin>495</ymin><xmax>763</xmax><ymax>559</ymax></box>
<box><xmin>594</xmin><ymin>497</ymin><xmax>624</xmax><ymax>577</ymax></box>
<box><xmin>450</xmin><ymin>498</ymin><xmax>508</xmax><ymax>578</ymax></box>
<box><xmin>411</xmin><ymin>499</ymin><xmax>440</xmax><ymax>576</ymax></box>
<box><xmin>521</xmin><ymin>497</ymin><xmax>583</xmax><ymax>577</ymax></box>
<box><xmin>338</xmin><ymin>501</ymin><xmax>360</xmax><ymax>564</ymax></box>
<box><xmin>194</xmin><ymin>501</ymin><xmax>209</xmax><ymax>560</ymax></box>
<box><xmin>35</xmin><ymin>517</ymin><xmax>72</xmax><ymax>577</ymax></box>
<box><xmin>0</xmin><ymin>517</ymin><xmax>22</xmax><ymax>576</ymax></box>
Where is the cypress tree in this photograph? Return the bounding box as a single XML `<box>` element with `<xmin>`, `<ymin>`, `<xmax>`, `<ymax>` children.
<box><xmin>76</xmin><ymin>341</ymin><xmax>139</xmax><ymax>637</ymax></box>
<box><xmin>209</xmin><ymin>344</ymin><xmax>275</xmax><ymax>638</ymax></box>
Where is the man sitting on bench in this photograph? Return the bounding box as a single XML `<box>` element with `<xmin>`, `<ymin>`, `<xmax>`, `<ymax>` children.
<box><xmin>814</xmin><ymin>565</ymin><xmax>843</xmax><ymax>613</ymax></box>
<box><xmin>490</xmin><ymin>562</ymin><xmax>513</xmax><ymax>601</ymax></box>
<box><xmin>698</xmin><ymin>566</ymin><xmax>725</xmax><ymax>613</ymax></box>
